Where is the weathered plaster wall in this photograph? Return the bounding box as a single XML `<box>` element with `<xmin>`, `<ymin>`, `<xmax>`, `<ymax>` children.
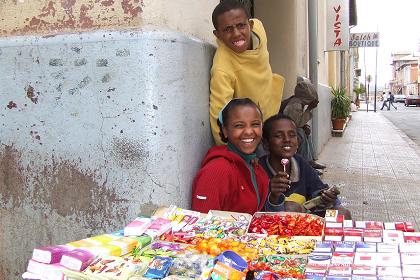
<box><xmin>0</xmin><ymin>30</ymin><xmax>214</xmax><ymax>279</ymax></box>
<box><xmin>254</xmin><ymin>0</ymin><xmax>307</xmax><ymax>98</ymax></box>
<box><xmin>140</xmin><ymin>0</ymin><xmax>218</xmax><ymax>43</ymax></box>
<box><xmin>0</xmin><ymin>0</ymin><xmax>145</xmax><ymax>36</ymax></box>
<box><xmin>314</xmin><ymin>83</ymin><xmax>333</xmax><ymax>154</ymax></box>
<box><xmin>318</xmin><ymin>0</ymin><xmax>330</xmax><ymax>87</ymax></box>
<box><xmin>0</xmin><ymin>1</ymin><xmax>218</xmax><ymax>278</ymax></box>
<box><xmin>0</xmin><ymin>0</ymin><xmax>218</xmax><ymax>43</ymax></box>
<box><xmin>255</xmin><ymin>0</ymin><xmax>332</xmax><ymax>156</ymax></box>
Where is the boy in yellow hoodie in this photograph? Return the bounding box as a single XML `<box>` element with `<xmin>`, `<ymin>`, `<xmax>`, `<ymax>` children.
<box><xmin>210</xmin><ymin>0</ymin><xmax>285</xmax><ymax>145</ymax></box>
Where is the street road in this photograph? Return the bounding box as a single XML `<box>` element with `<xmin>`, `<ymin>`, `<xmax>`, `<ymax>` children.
<box><xmin>380</xmin><ymin>101</ymin><xmax>420</xmax><ymax>147</ymax></box>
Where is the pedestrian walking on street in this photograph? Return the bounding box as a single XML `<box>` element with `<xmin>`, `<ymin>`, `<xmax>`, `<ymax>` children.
<box><xmin>380</xmin><ymin>92</ymin><xmax>389</xmax><ymax>110</ymax></box>
<box><xmin>388</xmin><ymin>92</ymin><xmax>397</xmax><ymax>110</ymax></box>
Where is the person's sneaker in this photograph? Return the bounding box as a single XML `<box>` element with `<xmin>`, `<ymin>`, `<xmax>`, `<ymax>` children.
<box><xmin>310</xmin><ymin>161</ymin><xmax>326</xmax><ymax>169</ymax></box>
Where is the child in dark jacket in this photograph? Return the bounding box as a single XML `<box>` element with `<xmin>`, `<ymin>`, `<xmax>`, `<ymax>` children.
<box><xmin>191</xmin><ymin>98</ymin><xmax>284</xmax><ymax>215</ymax></box>
<box><xmin>259</xmin><ymin>114</ymin><xmax>351</xmax><ymax>219</ymax></box>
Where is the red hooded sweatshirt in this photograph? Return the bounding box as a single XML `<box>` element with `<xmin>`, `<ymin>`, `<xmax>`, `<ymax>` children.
<box><xmin>191</xmin><ymin>145</ymin><xmax>269</xmax><ymax>215</ymax></box>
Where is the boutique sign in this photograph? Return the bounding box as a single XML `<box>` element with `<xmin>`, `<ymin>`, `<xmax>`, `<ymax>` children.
<box><xmin>349</xmin><ymin>32</ymin><xmax>380</xmax><ymax>48</ymax></box>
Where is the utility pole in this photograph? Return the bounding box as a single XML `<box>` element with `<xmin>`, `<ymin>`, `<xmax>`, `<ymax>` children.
<box><xmin>367</xmin><ymin>74</ymin><xmax>372</xmax><ymax>112</ymax></box>
<box><xmin>308</xmin><ymin>0</ymin><xmax>318</xmax><ymax>155</ymax></box>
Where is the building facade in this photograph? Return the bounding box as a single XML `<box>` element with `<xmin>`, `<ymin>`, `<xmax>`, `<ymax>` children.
<box><xmin>390</xmin><ymin>52</ymin><xmax>419</xmax><ymax>95</ymax></box>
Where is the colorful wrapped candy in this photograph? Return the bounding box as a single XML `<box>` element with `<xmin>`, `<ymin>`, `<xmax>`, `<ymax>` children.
<box><xmin>248</xmin><ymin>214</ymin><xmax>324</xmax><ymax>236</ymax></box>
<box><xmin>258</xmin><ymin>236</ymin><xmax>315</xmax><ymax>255</ymax></box>
<box><xmin>168</xmin><ymin>252</ymin><xmax>211</xmax><ymax>278</ymax></box>
<box><xmin>193</xmin><ymin>215</ymin><xmax>249</xmax><ymax>239</ymax></box>
<box><xmin>138</xmin><ymin>242</ymin><xmax>187</xmax><ymax>259</ymax></box>
<box><xmin>143</xmin><ymin>256</ymin><xmax>173</xmax><ymax>279</ymax></box>
<box><xmin>255</xmin><ymin>271</ymin><xmax>281</xmax><ymax>280</ymax></box>
<box><xmin>249</xmin><ymin>255</ymin><xmax>306</xmax><ymax>279</ymax></box>
<box><xmin>187</xmin><ymin>237</ymin><xmax>258</xmax><ymax>261</ymax></box>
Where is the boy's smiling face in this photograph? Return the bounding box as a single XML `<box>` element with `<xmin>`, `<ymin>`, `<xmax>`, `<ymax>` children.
<box><xmin>213</xmin><ymin>8</ymin><xmax>253</xmax><ymax>53</ymax></box>
<box><xmin>263</xmin><ymin>119</ymin><xmax>299</xmax><ymax>159</ymax></box>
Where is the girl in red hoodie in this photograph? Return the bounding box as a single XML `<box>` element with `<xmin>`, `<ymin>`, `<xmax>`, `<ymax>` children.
<box><xmin>191</xmin><ymin>98</ymin><xmax>285</xmax><ymax>215</ymax></box>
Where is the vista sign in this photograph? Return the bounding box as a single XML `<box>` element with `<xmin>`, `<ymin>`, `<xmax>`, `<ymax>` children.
<box><xmin>326</xmin><ymin>0</ymin><xmax>349</xmax><ymax>51</ymax></box>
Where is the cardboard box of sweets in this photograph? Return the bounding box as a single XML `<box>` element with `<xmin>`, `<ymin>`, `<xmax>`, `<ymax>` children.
<box><xmin>206</xmin><ymin>210</ymin><xmax>252</xmax><ymax>225</ymax></box>
<box><xmin>247</xmin><ymin>212</ymin><xmax>324</xmax><ymax>241</ymax></box>
<box><xmin>153</xmin><ymin>207</ymin><xmax>250</xmax><ymax>233</ymax></box>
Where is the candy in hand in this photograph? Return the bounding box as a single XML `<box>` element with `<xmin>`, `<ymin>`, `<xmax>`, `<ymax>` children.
<box><xmin>281</xmin><ymin>158</ymin><xmax>289</xmax><ymax>172</ymax></box>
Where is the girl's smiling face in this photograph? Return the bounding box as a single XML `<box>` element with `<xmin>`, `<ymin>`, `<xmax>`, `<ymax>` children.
<box><xmin>222</xmin><ymin>104</ymin><xmax>262</xmax><ymax>154</ymax></box>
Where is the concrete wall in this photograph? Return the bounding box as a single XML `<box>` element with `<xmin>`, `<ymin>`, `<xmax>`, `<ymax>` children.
<box><xmin>0</xmin><ymin>27</ymin><xmax>215</xmax><ymax>280</ymax></box>
<box><xmin>255</xmin><ymin>0</ymin><xmax>332</xmax><ymax>156</ymax></box>
<box><xmin>317</xmin><ymin>0</ymin><xmax>330</xmax><ymax>86</ymax></box>
<box><xmin>257</xmin><ymin>0</ymin><xmax>333</xmax><ymax>95</ymax></box>
<box><xmin>141</xmin><ymin>0</ymin><xmax>218</xmax><ymax>43</ymax></box>
<box><xmin>1</xmin><ymin>0</ymin><xmax>219</xmax><ymax>278</ymax></box>
<box><xmin>254</xmin><ymin>0</ymin><xmax>307</xmax><ymax>98</ymax></box>
<box><xmin>0</xmin><ymin>0</ymin><xmax>218</xmax><ymax>43</ymax></box>
<box><xmin>314</xmin><ymin>84</ymin><xmax>332</xmax><ymax>154</ymax></box>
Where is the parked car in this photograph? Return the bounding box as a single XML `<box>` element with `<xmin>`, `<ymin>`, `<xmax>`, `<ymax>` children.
<box><xmin>405</xmin><ymin>95</ymin><xmax>420</xmax><ymax>106</ymax></box>
<box><xmin>393</xmin><ymin>94</ymin><xmax>406</xmax><ymax>103</ymax></box>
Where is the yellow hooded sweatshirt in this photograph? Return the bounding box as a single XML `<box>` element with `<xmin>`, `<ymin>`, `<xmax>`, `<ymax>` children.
<box><xmin>210</xmin><ymin>19</ymin><xmax>285</xmax><ymax>145</ymax></box>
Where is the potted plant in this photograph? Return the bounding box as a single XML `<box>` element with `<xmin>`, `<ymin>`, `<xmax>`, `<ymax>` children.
<box><xmin>353</xmin><ymin>85</ymin><xmax>365</xmax><ymax>107</ymax></box>
<box><xmin>331</xmin><ymin>86</ymin><xmax>351</xmax><ymax>130</ymax></box>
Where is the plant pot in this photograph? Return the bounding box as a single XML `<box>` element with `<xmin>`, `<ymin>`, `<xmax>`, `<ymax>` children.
<box><xmin>331</xmin><ymin>87</ymin><xmax>351</xmax><ymax>122</ymax></box>
<box><xmin>332</xmin><ymin>118</ymin><xmax>346</xmax><ymax>130</ymax></box>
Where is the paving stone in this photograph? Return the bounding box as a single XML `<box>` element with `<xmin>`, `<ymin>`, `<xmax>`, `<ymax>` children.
<box><xmin>319</xmin><ymin>112</ymin><xmax>420</xmax><ymax>229</ymax></box>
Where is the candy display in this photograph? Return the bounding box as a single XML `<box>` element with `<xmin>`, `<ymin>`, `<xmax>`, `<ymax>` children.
<box><xmin>159</xmin><ymin>230</ymin><xmax>196</xmax><ymax>244</ymax></box>
<box><xmin>140</xmin><ymin>242</ymin><xmax>187</xmax><ymax>259</ymax></box>
<box><xmin>22</xmin><ymin>205</ymin><xmax>420</xmax><ymax>280</ymax></box>
<box><xmin>254</xmin><ymin>271</ymin><xmax>281</xmax><ymax>280</ymax></box>
<box><xmin>159</xmin><ymin>210</ymin><xmax>249</xmax><ymax>244</ymax></box>
<box><xmin>65</xmin><ymin>256</ymin><xmax>147</xmax><ymax>280</ymax></box>
<box><xmin>209</xmin><ymin>250</ymin><xmax>248</xmax><ymax>279</ymax></box>
<box><xmin>168</xmin><ymin>252</ymin><xmax>211</xmax><ymax>278</ymax></box>
<box><xmin>59</xmin><ymin>248</ymin><xmax>96</xmax><ymax>271</ymax></box>
<box><xmin>210</xmin><ymin>261</ymin><xmax>246</xmax><ymax>280</ymax></box>
<box><xmin>145</xmin><ymin>218</ymin><xmax>172</xmax><ymax>238</ymax></box>
<box><xmin>192</xmin><ymin>213</ymin><xmax>251</xmax><ymax>239</ymax></box>
<box><xmin>248</xmin><ymin>213</ymin><xmax>324</xmax><ymax>236</ymax></box>
<box><xmin>26</xmin><ymin>260</ymin><xmax>66</xmax><ymax>280</ymax></box>
<box><xmin>31</xmin><ymin>245</ymin><xmax>72</xmax><ymax>264</ymax></box>
<box><xmin>124</xmin><ymin>218</ymin><xmax>152</xmax><ymax>237</ymax></box>
<box><xmin>143</xmin><ymin>256</ymin><xmax>174</xmax><ymax>279</ymax></box>
<box><xmin>249</xmin><ymin>255</ymin><xmax>306</xmax><ymax>279</ymax></box>
<box><xmin>187</xmin><ymin>237</ymin><xmax>258</xmax><ymax>261</ymax></box>
<box><xmin>257</xmin><ymin>236</ymin><xmax>315</xmax><ymax>255</ymax></box>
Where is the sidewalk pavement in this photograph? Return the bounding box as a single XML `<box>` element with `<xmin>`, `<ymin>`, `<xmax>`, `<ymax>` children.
<box><xmin>318</xmin><ymin>110</ymin><xmax>420</xmax><ymax>230</ymax></box>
